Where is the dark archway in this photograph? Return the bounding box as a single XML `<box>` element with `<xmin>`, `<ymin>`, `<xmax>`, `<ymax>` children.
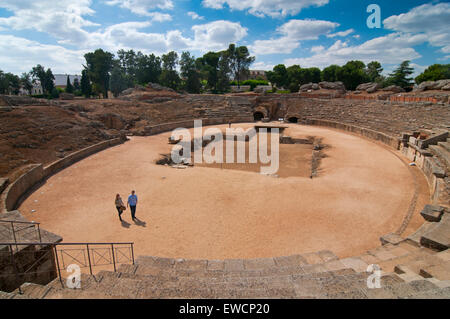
<box><xmin>288</xmin><ymin>117</ymin><xmax>299</xmax><ymax>123</ymax></box>
<box><xmin>253</xmin><ymin>112</ymin><xmax>264</xmax><ymax>122</ymax></box>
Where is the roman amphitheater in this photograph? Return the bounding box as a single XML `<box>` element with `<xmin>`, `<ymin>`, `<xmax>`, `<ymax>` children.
<box><xmin>0</xmin><ymin>83</ymin><xmax>449</xmax><ymax>299</ymax></box>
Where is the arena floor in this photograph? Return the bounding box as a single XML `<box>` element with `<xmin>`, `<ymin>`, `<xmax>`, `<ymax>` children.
<box><xmin>20</xmin><ymin>123</ymin><xmax>430</xmax><ymax>260</ymax></box>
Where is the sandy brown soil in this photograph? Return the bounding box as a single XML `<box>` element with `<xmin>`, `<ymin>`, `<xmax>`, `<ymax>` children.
<box><xmin>20</xmin><ymin>123</ymin><xmax>429</xmax><ymax>260</ymax></box>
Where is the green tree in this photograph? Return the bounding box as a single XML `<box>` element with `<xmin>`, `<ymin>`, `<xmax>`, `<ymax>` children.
<box><xmin>336</xmin><ymin>60</ymin><xmax>369</xmax><ymax>90</ymax></box>
<box><xmin>80</xmin><ymin>69</ymin><xmax>92</xmax><ymax>98</ymax></box>
<box><xmin>20</xmin><ymin>72</ymin><xmax>33</xmax><ymax>95</ymax></box>
<box><xmin>84</xmin><ymin>49</ymin><xmax>114</xmax><ymax>98</ymax></box>
<box><xmin>303</xmin><ymin>67</ymin><xmax>321</xmax><ymax>84</ymax></box>
<box><xmin>160</xmin><ymin>51</ymin><xmax>180</xmax><ymax>90</ymax></box>
<box><xmin>73</xmin><ymin>77</ymin><xmax>81</xmax><ymax>95</ymax></box>
<box><xmin>135</xmin><ymin>52</ymin><xmax>162</xmax><ymax>85</ymax></box>
<box><xmin>415</xmin><ymin>64</ymin><xmax>450</xmax><ymax>84</ymax></box>
<box><xmin>110</xmin><ymin>67</ymin><xmax>128</xmax><ymax>97</ymax></box>
<box><xmin>321</xmin><ymin>65</ymin><xmax>341</xmax><ymax>82</ymax></box>
<box><xmin>31</xmin><ymin>64</ymin><xmax>55</xmax><ymax>95</ymax></box>
<box><xmin>65</xmin><ymin>75</ymin><xmax>74</xmax><ymax>93</ymax></box>
<box><xmin>180</xmin><ymin>51</ymin><xmax>201</xmax><ymax>93</ymax></box>
<box><xmin>217</xmin><ymin>50</ymin><xmax>232</xmax><ymax>93</ymax></box>
<box><xmin>286</xmin><ymin>65</ymin><xmax>302</xmax><ymax>92</ymax></box>
<box><xmin>386</xmin><ymin>60</ymin><xmax>414</xmax><ymax>89</ymax></box>
<box><xmin>198</xmin><ymin>51</ymin><xmax>220</xmax><ymax>92</ymax></box>
<box><xmin>366</xmin><ymin>61</ymin><xmax>383</xmax><ymax>83</ymax></box>
<box><xmin>228</xmin><ymin>44</ymin><xmax>255</xmax><ymax>87</ymax></box>
<box><xmin>269</xmin><ymin>64</ymin><xmax>288</xmax><ymax>89</ymax></box>
<box><xmin>0</xmin><ymin>71</ymin><xmax>20</xmax><ymax>95</ymax></box>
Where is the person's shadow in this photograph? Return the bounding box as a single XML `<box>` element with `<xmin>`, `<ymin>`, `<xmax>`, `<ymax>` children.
<box><xmin>121</xmin><ymin>220</ymin><xmax>131</xmax><ymax>228</ymax></box>
<box><xmin>133</xmin><ymin>217</ymin><xmax>147</xmax><ymax>227</ymax></box>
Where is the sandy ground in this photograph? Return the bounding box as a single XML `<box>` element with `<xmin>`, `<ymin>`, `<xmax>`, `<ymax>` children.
<box><xmin>20</xmin><ymin>123</ymin><xmax>429</xmax><ymax>260</ymax></box>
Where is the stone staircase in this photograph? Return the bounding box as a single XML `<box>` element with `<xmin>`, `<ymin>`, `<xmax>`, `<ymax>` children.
<box><xmin>2</xmin><ymin>241</ymin><xmax>449</xmax><ymax>299</ymax></box>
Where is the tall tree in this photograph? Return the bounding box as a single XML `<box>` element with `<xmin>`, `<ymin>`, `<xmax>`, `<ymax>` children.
<box><xmin>135</xmin><ymin>52</ymin><xmax>162</xmax><ymax>85</ymax></box>
<box><xmin>198</xmin><ymin>51</ymin><xmax>220</xmax><ymax>92</ymax></box>
<box><xmin>65</xmin><ymin>75</ymin><xmax>74</xmax><ymax>93</ymax></box>
<box><xmin>217</xmin><ymin>50</ymin><xmax>232</xmax><ymax>93</ymax></box>
<box><xmin>386</xmin><ymin>60</ymin><xmax>414</xmax><ymax>89</ymax></box>
<box><xmin>180</xmin><ymin>51</ymin><xmax>201</xmax><ymax>93</ymax></box>
<box><xmin>269</xmin><ymin>64</ymin><xmax>288</xmax><ymax>89</ymax></box>
<box><xmin>84</xmin><ymin>49</ymin><xmax>114</xmax><ymax>98</ymax></box>
<box><xmin>80</xmin><ymin>69</ymin><xmax>92</xmax><ymax>98</ymax></box>
<box><xmin>322</xmin><ymin>65</ymin><xmax>341</xmax><ymax>82</ymax></box>
<box><xmin>228</xmin><ymin>44</ymin><xmax>255</xmax><ymax>87</ymax></box>
<box><xmin>31</xmin><ymin>64</ymin><xmax>55</xmax><ymax>95</ymax></box>
<box><xmin>336</xmin><ymin>60</ymin><xmax>369</xmax><ymax>90</ymax></box>
<box><xmin>286</xmin><ymin>65</ymin><xmax>302</xmax><ymax>92</ymax></box>
<box><xmin>160</xmin><ymin>51</ymin><xmax>180</xmax><ymax>90</ymax></box>
<box><xmin>366</xmin><ymin>61</ymin><xmax>383</xmax><ymax>83</ymax></box>
<box><xmin>0</xmin><ymin>71</ymin><xmax>20</xmax><ymax>95</ymax></box>
<box><xmin>415</xmin><ymin>64</ymin><xmax>450</xmax><ymax>84</ymax></box>
<box><xmin>110</xmin><ymin>67</ymin><xmax>128</xmax><ymax>97</ymax></box>
<box><xmin>20</xmin><ymin>72</ymin><xmax>33</xmax><ymax>95</ymax></box>
<box><xmin>73</xmin><ymin>77</ymin><xmax>81</xmax><ymax>92</ymax></box>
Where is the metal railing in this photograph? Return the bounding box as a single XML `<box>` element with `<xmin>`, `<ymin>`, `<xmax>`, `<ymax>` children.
<box><xmin>0</xmin><ymin>241</ymin><xmax>134</xmax><ymax>293</ymax></box>
<box><xmin>0</xmin><ymin>219</ymin><xmax>42</xmax><ymax>245</ymax></box>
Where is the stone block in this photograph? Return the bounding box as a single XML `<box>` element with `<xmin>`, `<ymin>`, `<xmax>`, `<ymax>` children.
<box><xmin>224</xmin><ymin>259</ymin><xmax>244</xmax><ymax>272</ymax></box>
<box><xmin>420</xmin><ymin>205</ymin><xmax>445</xmax><ymax>222</ymax></box>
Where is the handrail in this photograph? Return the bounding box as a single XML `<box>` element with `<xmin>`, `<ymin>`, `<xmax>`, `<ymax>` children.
<box><xmin>0</xmin><ymin>241</ymin><xmax>134</xmax><ymax>245</ymax></box>
<box><xmin>0</xmin><ymin>241</ymin><xmax>135</xmax><ymax>293</ymax></box>
<box><xmin>0</xmin><ymin>220</ymin><xmax>42</xmax><ymax>244</ymax></box>
<box><xmin>0</xmin><ymin>219</ymin><xmax>40</xmax><ymax>225</ymax></box>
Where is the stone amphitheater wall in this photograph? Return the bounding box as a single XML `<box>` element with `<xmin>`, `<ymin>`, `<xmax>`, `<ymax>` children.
<box><xmin>305</xmin><ymin>119</ymin><xmax>401</xmax><ymax>149</ymax></box>
<box><xmin>1</xmin><ymin>138</ymin><xmax>125</xmax><ymax>213</ymax></box>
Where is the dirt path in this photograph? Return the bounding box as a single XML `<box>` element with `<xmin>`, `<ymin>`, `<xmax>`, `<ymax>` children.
<box><xmin>20</xmin><ymin>123</ymin><xmax>429</xmax><ymax>260</ymax></box>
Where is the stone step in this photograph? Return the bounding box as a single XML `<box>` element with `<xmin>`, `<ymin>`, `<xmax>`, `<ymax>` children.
<box><xmin>13</xmin><ymin>282</ymin><xmax>52</xmax><ymax>299</ymax></box>
<box><xmin>438</xmin><ymin>141</ymin><xmax>450</xmax><ymax>153</ymax></box>
<box><xmin>395</xmin><ymin>254</ymin><xmax>445</xmax><ymax>277</ymax></box>
<box><xmin>419</xmin><ymin>260</ymin><xmax>450</xmax><ymax>280</ymax></box>
<box><xmin>134</xmin><ymin>252</ymin><xmax>336</xmax><ymax>273</ymax></box>
<box><xmin>420</xmin><ymin>214</ymin><xmax>450</xmax><ymax>251</ymax></box>
<box><xmin>429</xmin><ymin>145</ymin><xmax>450</xmax><ymax>169</ymax></box>
<box><xmin>407</xmin><ymin>221</ymin><xmax>436</xmax><ymax>246</ymax></box>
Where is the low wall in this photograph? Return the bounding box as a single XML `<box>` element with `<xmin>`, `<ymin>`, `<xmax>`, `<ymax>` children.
<box><xmin>145</xmin><ymin>116</ymin><xmax>254</xmax><ymax>136</ymax></box>
<box><xmin>1</xmin><ymin>138</ymin><xmax>125</xmax><ymax>213</ymax></box>
<box><xmin>390</xmin><ymin>95</ymin><xmax>439</xmax><ymax>104</ymax></box>
<box><xmin>306</xmin><ymin>119</ymin><xmax>401</xmax><ymax>150</ymax></box>
<box><xmin>44</xmin><ymin>138</ymin><xmax>123</xmax><ymax>177</ymax></box>
<box><xmin>1</xmin><ymin>164</ymin><xmax>45</xmax><ymax>213</ymax></box>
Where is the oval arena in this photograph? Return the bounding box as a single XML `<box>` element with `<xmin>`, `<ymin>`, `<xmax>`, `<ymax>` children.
<box><xmin>19</xmin><ymin>123</ymin><xmax>429</xmax><ymax>260</ymax></box>
<box><xmin>1</xmin><ymin>93</ymin><xmax>449</xmax><ymax>298</ymax></box>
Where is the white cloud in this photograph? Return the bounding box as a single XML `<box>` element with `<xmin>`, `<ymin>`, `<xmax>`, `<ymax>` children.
<box><xmin>0</xmin><ymin>0</ymin><xmax>98</xmax><ymax>45</ymax></box>
<box><xmin>383</xmin><ymin>3</ymin><xmax>450</xmax><ymax>51</ymax></box>
<box><xmin>202</xmin><ymin>0</ymin><xmax>329</xmax><ymax>17</ymax></box>
<box><xmin>191</xmin><ymin>20</ymin><xmax>248</xmax><ymax>52</ymax></box>
<box><xmin>311</xmin><ymin>45</ymin><xmax>325</xmax><ymax>53</ymax></box>
<box><xmin>326</xmin><ymin>28</ymin><xmax>354</xmax><ymax>38</ymax></box>
<box><xmin>147</xmin><ymin>12</ymin><xmax>172</xmax><ymax>22</ymax></box>
<box><xmin>284</xmin><ymin>32</ymin><xmax>425</xmax><ymax>69</ymax></box>
<box><xmin>252</xmin><ymin>61</ymin><xmax>274</xmax><ymax>71</ymax></box>
<box><xmin>0</xmin><ymin>35</ymin><xmax>86</xmax><ymax>74</ymax></box>
<box><xmin>250</xmin><ymin>19</ymin><xmax>338</xmax><ymax>55</ymax></box>
<box><xmin>188</xmin><ymin>11</ymin><xmax>204</xmax><ymax>20</ymax></box>
<box><xmin>105</xmin><ymin>0</ymin><xmax>173</xmax><ymax>16</ymax></box>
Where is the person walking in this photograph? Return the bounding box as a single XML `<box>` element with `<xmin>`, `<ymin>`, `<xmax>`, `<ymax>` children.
<box><xmin>115</xmin><ymin>194</ymin><xmax>125</xmax><ymax>222</ymax></box>
<box><xmin>127</xmin><ymin>190</ymin><xmax>138</xmax><ymax>220</ymax></box>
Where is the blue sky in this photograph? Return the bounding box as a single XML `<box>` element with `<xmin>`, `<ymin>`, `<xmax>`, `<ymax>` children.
<box><xmin>0</xmin><ymin>0</ymin><xmax>449</xmax><ymax>76</ymax></box>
